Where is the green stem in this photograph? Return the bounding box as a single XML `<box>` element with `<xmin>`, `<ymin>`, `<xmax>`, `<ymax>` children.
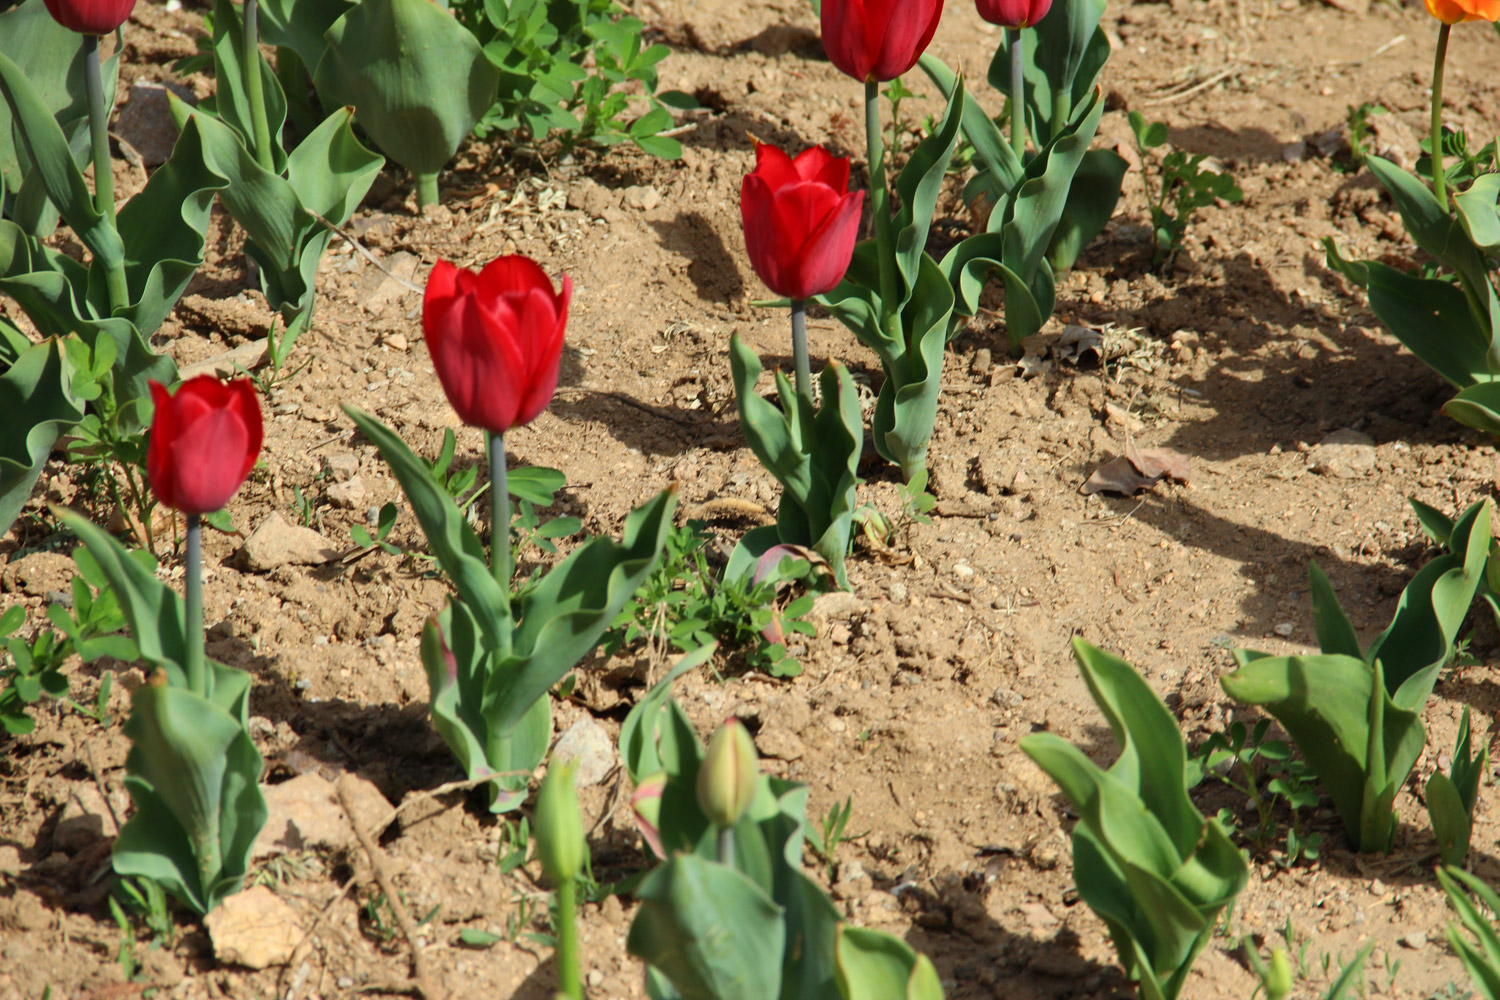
<box><xmin>1009</xmin><ymin>29</ymin><xmax>1026</xmax><ymax>161</ymax></box>
<box><xmin>83</xmin><ymin>34</ymin><xmax>127</xmax><ymax>315</ymax></box>
<box><xmin>790</xmin><ymin>299</ymin><xmax>812</xmax><ymax>407</ymax></box>
<box><xmin>416</xmin><ymin>172</ymin><xmax>440</xmax><ymax>208</ymax></box>
<box><xmin>184</xmin><ymin>513</ymin><xmax>206</xmax><ymax>697</ymax></box>
<box><xmin>1431</xmin><ymin>22</ymin><xmax>1451</xmax><ymax>212</ymax></box>
<box><xmin>556</xmin><ymin>879</ymin><xmax>582</xmax><ymax>1000</ymax></box>
<box><xmin>242</xmin><ymin>0</ymin><xmax>275</xmax><ymax>171</ymax></box>
<box><xmin>489</xmin><ymin>431</ymin><xmax>512</xmax><ymax>611</ymax></box>
<box><xmin>864</xmin><ymin>79</ymin><xmax>899</xmax><ymax>322</ymax></box>
<box><xmin>717</xmin><ymin>826</ymin><xmax>735</xmax><ymax>868</ymax></box>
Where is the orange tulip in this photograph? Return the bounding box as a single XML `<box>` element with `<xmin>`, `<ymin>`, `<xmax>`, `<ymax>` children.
<box><xmin>1425</xmin><ymin>0</ymin><xmax>1499</xmax><ymax>24</ymax></box>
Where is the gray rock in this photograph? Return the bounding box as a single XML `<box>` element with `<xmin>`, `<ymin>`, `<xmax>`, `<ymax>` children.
<box><xmin>326</xmin><ymin>475</ymin><xmax>366</xmax><ymax>509</ymax></box>
<box><xmin>116</xmin><ymin>82</ymin><xmax>195</xmax><ymax>167</ymax></box>
<box><xmin>551</xmin><ymin>717</ymin><xmax>615</xmax><ymax>787</ymax></box>
<box><xmin>238</xmin><ymin>512</ymin><xmax>337</xmax><ymax>571</ymax></box>
<box><xmin>1309</xmin><ymin>428</ymin><xmax>1376</xmax><ymax>479</ymax></box>
<box><xmin>323</xmin><ymin>453</ymin><xmax>360</xmax><ymax>482</ymax></box>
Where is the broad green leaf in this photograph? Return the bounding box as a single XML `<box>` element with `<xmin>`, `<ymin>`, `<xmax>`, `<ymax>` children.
<box><xmin>1048</xmin><ymin>148</ymin><xmax>1128</xmax><ymax>270</ymax></box>
<box><xmin>874</xmin><ymin>253</ymin><xmax>952</xmax><ymax>478</ymax></box>
<box><xmin>1428</xmin><ymin>771</ymin><xmax>1473</xmax><ymax>866</ymax></box>
<box><xmin>1307</xmin><ymin>561</ymin><xmax>1362</xmax><ymax>659</ymax></box>
<box><xmin>1455</xmin><ymin>173</ymin><xmax>1500</xmax><ymax>251</ymax></box>
<box><xmin>201</xmin><ymin>0</ymin><xmax>288</xmax><ymax>173</ymax></box>
<box><xmin>315</xmin><ymin>0</ymin><xmax>501</xmax><ymax>179</ymax></box>
<box><xmin>618</xmin><ymin>643</ymin><xmax>715</xmax><ymax>782</ymax></box>
<box><xmin>892</xmin><ymin>75</ymin><xmax>963</xmax><ymax>299</ymax></box>
<box><xmin>0</xmin><ymin>339</ymin><xmax>85</xmax><ymax>536</ymax></box>
<box><xmin>345</xmin><ymin>406</ymin><xmax>510</xmax><ymax>645</ymax></box>
<box><xmin>1367</xmin><ymin>155</ymin><xmax>1494</xmax><ymax>313</ymax></box>
<box><xmin>258</xmin><ymin>0</ymin><xmax>353</xmax><ymax>72</ymax></box>
<box><xmin>836</xmin><ymin>926</ymin><xmax>944</xmax><ymax>1000</ymax></box>
<box><xmin>1361</xmin><ymin>260</ymin><xmax>1491</xmax><ymax>387</ymax></box>
<box><xmin>1410</xmin><ymin>496</ymin><xmax>1456</xmax><ymax>548</ymax></box>
<box><xmin>917</xmin><ymin>53</ymin><xmax>1021</xmax><ymax>193</ymax></box>
<box><xmin>1445</xmin><ymin>382</ymin><xmax>1500</xmax><ymax>435</ymax></box>
<box><xmin>484</xmin><ymin>486</ymin><xmax>676</xmax><ymax>736</ymax></box>
<box><xmin>628</xmin><ymin>855</ymin><xmax>785</xmax><ymax>1000</ymax></box>
<box><xmin>992</xmin><ymin>0</ymin><xmax>1107</xmax><ymax>144</ymax></box>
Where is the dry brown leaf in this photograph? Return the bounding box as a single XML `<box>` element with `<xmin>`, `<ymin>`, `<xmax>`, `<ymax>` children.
<box><xmin>1080</xmin><ymin>445</ymin><xmax>1192</xmax><ymax>495</ymax></box>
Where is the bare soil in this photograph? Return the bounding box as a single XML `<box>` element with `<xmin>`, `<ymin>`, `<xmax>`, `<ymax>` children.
<box><xmin>5</xmin><ymin>0</ymin><xmax>1500</xmax><ymax>997</ymax></box>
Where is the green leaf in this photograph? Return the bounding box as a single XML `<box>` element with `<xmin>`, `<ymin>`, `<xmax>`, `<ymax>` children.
<box><xmin>201</xmin><ymin>0</ymin><xmax>288</xmax><ymax>172</ymax></box>
<box><xmin>875</xmin><ymin>253</ymin><xmax>953</xmax><ymax>479</ymax></box>
<box><xmin>314</xmin><ymin>0</ymin><xmax>501</xmax><ymax>179</ymax></box>
<box><xmin>891</xmin><ymin>75</ymin><xmax>963</xmax><ymax>297</ymax></box>
<box><xmin>1445</xmin><ymin>381</ymin><xmax>1500</xmax><ymax>435</ymax></box>
<box><xmin>627</xmin><ymin>854</ymin><xmax>786</xmax><ymax>1000</ymax></box>
<box><xmin>345</xmin><ymin>406</ymin><xmax>511</xmax><ymax>645</ymax></box>
<box><xmin>458</xmin><ymin>928</ymin><xmax>502</xmax><ymax>948</ymax></box>
<box><xmin>1048</xmin><ymin>148</ymin><xmax>1128</xmax><ymax>270</ymax></box>
<box><xmin>836</xmin><ymin>926</ymin><xmax>945</xmax><ymax>1000</ymax></box>
<box><xmin>917</xmin><ymin>53</ymin><xmax>1021</xmax><ymax>193</ymax></box>
<box><xmin>1410</xmin><ymin>497</ymin><xmax>1456</xmax><ymax>548</ymax></box>
<box><xmin>1307</xmin><ymin>561</ymin><xmax>1362</xmax><ymax>659</ymax></box>
<box><xmin>257</xmin><ymin>0</ymin><xmax>353</xmax><ymax>73</ymax></box>
<box><xmin>508</xmin><ymin>465</ymin><xmax>566</xmax><ymax>506</ymax></box>
<box><xmin>485</xmin><ymin>487</ymin><xmax>677</xmax><ymax>736</ymax></box>
<box><xmin>1360</xmin><ymin>260</ymin><xmax>1491</xmax><ymax>387</ymax></box>
<box><xmin>1428</xmin><ymin>771</ymin><xmax>1473</xmax><ymax>866</ymax></box>
<box><xmin>1367</xmin><ymin>155</ymin><xmax>1495</xmax><ymax>313</ymax></box>
<box><xmin>618</xmin><ymin>644</ymin><xmax>715</xmax><ymax>782</ymax></box>
<box><xmin>1455</xmin><ymin>173</ymin><xmax>1500</xmax><ymax>251</ymax></box>
<box><xmin>0</xmin><ymin>339</ymin><xmax>85</xmax><ymax>537</ymax></box>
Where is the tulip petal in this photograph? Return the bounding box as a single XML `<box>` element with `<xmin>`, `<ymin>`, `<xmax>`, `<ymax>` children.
<box><xmin>793</xmin><ymin>145</ymin><xmax>850</xmax><ymax>191</ymax></box>
<box><xmin>170</xmin><ymin>401</ymin><xmax>249</xmax><ymax>514</ymax></box>
<box><xmin>752</xmin><ymin>143</ymin><xmax>801</xmax><ymax>189</ymax></box>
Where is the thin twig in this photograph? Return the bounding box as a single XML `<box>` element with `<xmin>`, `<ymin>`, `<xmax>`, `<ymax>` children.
<box><xmin>1143</xmin><ymin>67</ymin><xmax>1238</xmax><ymax>106</ymax></box>
<box><xmin>311</xmin><ymin>210</ymin><xmax>425</xmax><ymax>294</ymax></box>
<box><xmin>337</xmin><ymin>779</ymin><xmax>448</xmax><ymax>1000</ymax></box>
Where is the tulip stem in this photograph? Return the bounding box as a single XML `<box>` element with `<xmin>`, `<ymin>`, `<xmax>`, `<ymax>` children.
<box><xmin>1431</xmin><ymin>22</ymin><xmax>1451</xmax><ymax>212</ymax></box>
<box><xmin>555</xmin><ymin>878</ymin><xmax>582</xmax><ymax>1000</ymax></box>
<box><xmin>717</xmin><ymin>826</ymin><xmax>735</xmax><ymax>868</ymax></box>
<box><xmin>790</xmin><ymin>299</ymin><xmax>812</xmax><ymax>406</ymax></box>
<box><xmin>1009</xmin><ymin>29</ymin><xmax>1026</xmax><ymax>161</ymax></box>
<box><xmin>184</xmin><ymin>513</ymin><xmax>207</xmax><ymax>698</ymax></box>
<box><xmin>864</xmin><ymin>79</ymin><xmax>899</xmax><ymax>323</ymax></box>
<box><xmin>83</xmin><ymin>34</ymin><xmax>128</xmax><ymax>315</ymax></box>
<box><xmin>489</xmin><ymin>431</ymin><xmax>512</xmax><ymax>612</ymax></box>
<box><xmin>242</xmin><ymin>0</ymin><xmax>275</xmax><ymax>172</ymax></box>
<box><xmin>416</xmin><ymin>172</ymin><xmax>440</xmax><ymax>208</ymax></box>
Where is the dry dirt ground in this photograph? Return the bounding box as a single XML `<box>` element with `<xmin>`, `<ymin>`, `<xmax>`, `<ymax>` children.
<box><xmin>5</xmin><ymin>0</ymin><xmax>1500</xmax><ymax>997</ymax></box>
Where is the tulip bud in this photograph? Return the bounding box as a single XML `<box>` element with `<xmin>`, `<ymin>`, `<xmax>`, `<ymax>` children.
<box><xmin>146</xmin><ymin>376</ymin><xmax>263</xmax><ymax>516</ymax></box>
<box><xmin>43</xmin><ymin>0</ymin><xmax>137</xmax><ymax>34</ymax></box>
<box><xmin>631</xmin><ymin>772</ymin><xmax>668</xmax><ymax>859</ymax></box>
<box><xmin>535</xmin><ymin>760</ymin><xmax>584</xmax><ymax>884</ymax></box>
<box><xmin>1264</xmin><ymin>949</ymin><xmax>1292</xmax><ymax>1000</ymax></box>
<box><xmin>975</xmin><ymin>0</ymin><xmax>1052</xmax><ymax>28</ymax></box>
<box><xmin>696</xmin><ymin>718</ymin><xmax>759</xmax><ymax>829</ymax></box>
<box><xmin>820</xmin><ymin>0</ymin><xmax>945</xmax><ymax>83</ymax></box>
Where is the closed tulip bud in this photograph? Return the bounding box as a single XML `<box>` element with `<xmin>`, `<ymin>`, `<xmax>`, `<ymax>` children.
<box><xmin>535</xmin><ymin>760</ymin><xmax>584</xmax><ymax>884</ymax></box>
<box><xmin>820</xmin><ymin>0</ymin><xmax>945</xmax><ymax>83</ymax></box>
<box><xmin>1424</xmin><ymin>0</ymin><xmax>1499</xmax><ymax>22</ymax></box>
<box><xmin>1264</xmin><ymin>949</ymin><xmax>1292</xmax><ymax>1000</ymax></box>
<box><xmin>631</xmin><ymin>772</ymin><xmax>668</xmax><ymax>860</ymax></box>
<box><xmin>146</xmin><ymin>376</ymin><xmax>263</xmax><ymax>516</ymax></box>
<box><xmin>422</xmin><ymin>256</ymin><xmax>569</xmax><ymax>435</ymax></box>
<box><xmin>696</xmin><ymin>718</ymin><xmax>759</xmax><ymax>829</ymax></box>
<box><xmin>42</xmin><ymin>0</ymin><xmax>136</xmax><ymax>34</ymax></box>
<box><xmin>741</xmin><ymin>143</ymin><xmax>864</xmax><ymax>301</ymax></box>
<box><xmin>975</xmin><ymin>0</ymin><xmax>1051</xmax><ymax>28</ymax></box>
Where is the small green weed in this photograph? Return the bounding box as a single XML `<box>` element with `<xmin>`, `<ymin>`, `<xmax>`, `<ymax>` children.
<box><xmin>806</xmin><ymin>797</ymin><xmax>865</xmax><ymax>884</ymax></box>
<box><xmin>1128</xmin><ymin>111</ymin><xmax>1242</xmax><ymax>268</ymax></box>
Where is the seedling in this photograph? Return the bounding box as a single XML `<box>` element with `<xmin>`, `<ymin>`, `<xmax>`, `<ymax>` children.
<box><xmin>1128</xmin><ymin>111</ymin><xmax>1243</xmax><ymax>268</ymax></box>
<box><xmin>807</xmin><ymin>796</ymin><xmax>866</xmax><ymax>884</ymax></box>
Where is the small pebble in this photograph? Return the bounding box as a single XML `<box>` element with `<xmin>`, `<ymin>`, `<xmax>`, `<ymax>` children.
<box><xmin>1273</xmin><ymin>622</ymin><xmax>1294</xmax><ymax>637</ymax></box>
<box><xmin>587</xmin><ymin>970</ymin><xmax>605</xmax><ymax>989</ymax></box>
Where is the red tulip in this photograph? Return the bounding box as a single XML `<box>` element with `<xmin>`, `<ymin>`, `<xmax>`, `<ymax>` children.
<box><xmin>821</xmin><ymin>0</ymin><xmax>945</xmax><ymax>83</ymax></box>
<box><xmin>147</xmin><ymin>376</ymin><xmax>263</xmax><ymax>515</ymax></box>
<box><xmin>42</xmin><ymin>0</ymin><xmax>136</xmax><ymax>34</ymax></box>
<box><xmin>740</xmin><ymin>143</ymin><xmax>864</xmax><ymax>300</ymax></box>
<box><xmin>975</xmin><ymin>0</ymin><xmax>1051</xmax><ymax>28</ymax></box>
<box><xmin>422</xmin><ymin>256</ymin><xmax>569</xmax><ymax>435</ymax></box>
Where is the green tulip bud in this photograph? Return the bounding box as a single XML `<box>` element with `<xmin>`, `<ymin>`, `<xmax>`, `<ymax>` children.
<box><xmin>1265</xmin><ymin>948</ymin><xmax>1292</xmax><ymax>1000</ymax></box>
<box><xmin>535</xmin><ymin>760</ymin><xmax>584</xmax><ymax>884</ymax></box>
<box><xmin>696</xmin><ymin>718</ymin><xmax>759</xmax><ymax>829</ymax></box>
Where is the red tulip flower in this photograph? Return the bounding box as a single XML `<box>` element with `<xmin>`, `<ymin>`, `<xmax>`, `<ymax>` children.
<box><xmin>976</xmin><ymin>0</ymin><xmax>1051</xmax><ymax>28</ymax></box>
<box><xmin>741</xmin><ymin>143</ymin><xmax>865</xmax><ymax>301</ymax></box>
<box><xmin>821</xmin><ymin>0</ymin><xmax>945</xmax><ymax>83</ymax></box>
<box><xmin>42</xmin><ymin>0</ymin><xmax>137</xmax><ymax>34</ymax></box>
<box><xmin>423</xmin><ymin>257</ymin><xmax>569</xmax><ymax>435</ymax></box>
<box><xmin>147</xmin><ymin>376</ymin><xmax>263</xmax><ymax>515</ymax></box>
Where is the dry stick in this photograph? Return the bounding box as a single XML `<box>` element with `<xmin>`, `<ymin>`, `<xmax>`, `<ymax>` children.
<box><xmin>1142</xmin><ymin>67</ymin><xmax>1239</xmax><ymax>106</ymax></box>
<box><xmin>310</xmin><ymin>211</ymin><xmax>426</xmax><ymax>294</ymax></box>
<box><xmin>337</xmin><ymin>780</ymin><xmax>449</xmax><ymax>1000</ymax></box>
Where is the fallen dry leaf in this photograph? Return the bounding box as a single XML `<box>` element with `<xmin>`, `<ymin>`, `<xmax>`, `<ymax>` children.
<box><xmin>1081</xmin><ymin>445</ymin><xmax>1192</xmax><ymax>495</ymax></box>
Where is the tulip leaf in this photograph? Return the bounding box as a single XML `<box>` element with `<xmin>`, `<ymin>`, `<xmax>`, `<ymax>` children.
<box><xmin>619</xmin><ymin>644</ymin><xmax>715</xmax><ymax>783</ymax></box>
<box><xmin>1022</xmin><ymin>640</ymin><xmax>1246</xmax><ymax>999</ymax></box>
<box><xmin>420</xmin><ymin>599</ymin><xmax>551</xmax><ymax>812</ymax></box>
<box><xmin>314</xmin><ymin>0</ymin><xmax>500</xmax><ymax>180</ymax></box>
<box><xmin>257</xmin><ymin>0</ymin><xmax>353</xmax><ymax>74</ymax></box>
<box><xmin>1455</xmin><ymin>173</ymin><xmax>1500</xmax><ymax>251</ymax></box>
<box><xmin>1439</xmin><ymin>865</ymin><xmax>1500</xmax><ymax>994</ymax></box>
<box><xmin>55</xmin><ymin>507</ymin><xmax>193</xmax><ymax>686</ymax></box>
<box><xmin>113</xmin><ymin>665</ymin><xmax>267</xmax><ymax>914</ymax></box>
<box><xmin>1444</xmin><ymin>381</ymin><xmax>1500</xmax><ymax>437</ymax></box>
<box><xmin>835</xmin><ymin>926</ymin><xmax>944</xmax><ymax>1000</ymax></box>
<box><xmin>485</xmin><ymin>486</ymin><xmax>677</xmax><ymax>736</ymax></box>
<box><xmin>1308</xmin><ymin>561</ymin><xmax>1363</xmax><ymax>661</ymax></box>
<box><xmin>0</xmin><ymin>47</ymin><xmax>124</xmax><ymax>274</ymax></box>
<box><xmin>918</xmin><ymin>53</ymin><xmax>1022</xmax><ymax>193</ymax></box>
<box><xmin>628</xmin><ymin>854</ymin><xmax>787</xmax><ymax>1000</ymax></box>
<box><xmin>993</xmin><ymin>0</ymin><xmax>1108</xmax><ymax>146</ymax></box>
<box><xmin>0</xmin><ymin>0</ymin><xmax>117</xmax><ymax>237</ymax></box>
<box><xmin>344</xmin><ymin>406</ymin><xmax>511</xmax><ymax>646</ymax></box>
<box><xmin>1047</xmin><ymin>147</ymin><xmax>1128</xmax><ymax>270</ymax></box>
<box><xmin>1366</xmin><ymin>155</ymin><xmax>1495</xmax><ymax>312</ymax></box>
<box><xmin>728</xmin><ymin>338</ymin><xmax>861</xmax><ymax>586</ymax></box>
<box><xmin>891</xmin><ymin>74</ymin><xmax>963</xmax><ymax>301</ymax></box>
<box><xmin>0</xmin><ymin>339</ymin><xmax>85</xmax><ymax>538</ymax></box>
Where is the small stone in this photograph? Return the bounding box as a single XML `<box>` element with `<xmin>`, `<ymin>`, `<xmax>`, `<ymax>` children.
<box><xmin>1274</xmin><ymin>622</ymin><xmax>1295</xmax><ymax>637</ymax></box>
<box><xmin>1309</xmin><ymin>428</ymin><xmax>1377</xmax><ymax>479</ymax></box>
<box><xmin>326</xmin><ymin>475</ymin><xmax>367</xmax><ymax>509</ymax></box>
<box><xmin>116</xmin><ymin>82</ymin><xmax>194</xmax><ymax>166</ymax></box>
<box><xmin>238</xmin><ymin>512</ymin><xmax>338</xmax><ymax>571</ymax></box>
<box><xmin>587</xmin><ymin>970</ymin><xmax>605</xmax><ymax>989</ymax></box>
<box><xmin>551</xmin><ymin>717</ymin><xmax>615</xmax><ymax>787</ymax></box>
<box><xmin>807</xmin><ymin>591</ymin><xmax>869</xmax><ymax>631</ymax></box>
<box><xmin>889</xmin><ymin>581</ymin><xmax>908</xmax><ymax>603</ymax></box>
<box><xmin>1400</xmin><ymin>932</ymin><xmax>1426</xmax><ymax>949</ymax></box>
<box><xmin>365</xmin><ymin>506</ymin><xmax>383</xmax><ymax>526</ymax></box>
<box><xmin>324</xmin><ymin>454</ymin><xmax>360</xmax><ymax>482</ymax></box>
<box><xmin>253</xmin><ymin>773</ymin><xmax>352</xmax><ymax>859</ymax></box>
<box><xmin>384</xmin><ymin>334</ymin><xmax>409</xmax><ymax>352</ymax></box>
<box><xmin>53</xmin><ymin>783</ymin><xmax>121</xmax><ymax>853</ymax></box>
<box><xmin>622</xmin><ymin>185</ymin><xmax>661</xmax><ymax>211</ymax></box>
<box><xmin>755</xmin><ymin>727</ymin><xmax>806</xmax><ymax>761</ymax></box>
<box><xmin>204</xmin><ymin>885</ymin><xmax>303</xmax><ymax>969</ymax></box>
<box><xmin>953</xmin><ymin>563</ymin><xmax>975</xmax><ymax>580</ymax></box>
<box><xmin>969</xmin><ymin>348</ymin><xmax>992</xmax><ymax>376</ymax></box>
